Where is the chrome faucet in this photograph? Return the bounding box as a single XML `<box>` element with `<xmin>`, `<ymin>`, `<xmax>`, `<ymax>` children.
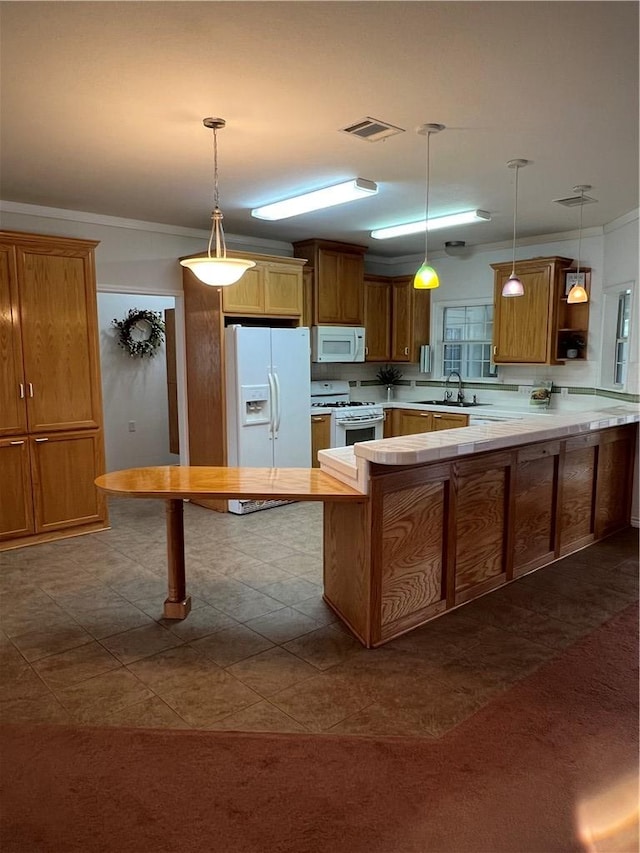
<box><xmin>445</xmin><ymin>371</ymin><xmax>464</xmax><ymax>403</ymax></box>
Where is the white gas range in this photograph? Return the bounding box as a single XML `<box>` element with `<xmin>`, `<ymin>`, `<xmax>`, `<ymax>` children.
<box><xmin>310</xmin><ymin>380</ymin><xmax>385</xmax><ymax>448</ymax></box>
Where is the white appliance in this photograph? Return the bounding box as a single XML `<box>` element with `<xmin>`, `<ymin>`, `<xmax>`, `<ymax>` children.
<box><xmin>311</xmin><ymin>325</ymin><xmax>365</xmax><ymax>363</ymax></box>
<box><xmin>225</xmin><ymin>325</ymin><xmax>311</xmax><ymax>514</ymax></box>
<box><xmin>310</xmin><ymin>380</ymin><xmax>384</xmax><ymax>448</ymax></box>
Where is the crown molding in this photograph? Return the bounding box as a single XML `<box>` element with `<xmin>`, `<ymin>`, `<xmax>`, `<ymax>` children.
<box><xmin>603</xmin><ymin>208</ymin><xmax>639</xmax><ymax>234</ymax></box>
<box><xmin>0</xmin><ymin>200</ymin><xmax>293</xmax><ymax>254</ymax></box>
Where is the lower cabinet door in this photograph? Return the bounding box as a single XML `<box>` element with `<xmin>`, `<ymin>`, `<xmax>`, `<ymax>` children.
<box><xmin>311</xmin><ymin>415</ymin><xmax>331</xmax><ymax>468</ymax></box>
<box><xmin>0</xmin><ymin>437</ymin><xmax>35</xmax><ymax>540</ymax></box>
<box><xmin>395</xmin><ymin>410</ymin><xmax>433</xmax><ymax>435</ymax></box>
<box><xmin>30</xmin><ymin>430</ymin><xmax>106</xmax><ymax>532</ymax></box>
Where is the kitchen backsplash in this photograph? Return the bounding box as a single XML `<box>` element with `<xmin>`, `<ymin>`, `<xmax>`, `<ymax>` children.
<box><xmin>310</xmin><ymin>361</ymin><xmax>639</xmax><ymax>410</ymax></box>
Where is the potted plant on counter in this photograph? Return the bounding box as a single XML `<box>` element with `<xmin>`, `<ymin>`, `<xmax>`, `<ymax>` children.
<box><xmin>564</xmin><ymin>333</ymin><xmax>586</xmax><ymax>359</ymax></box>
<box><xmin>376</xmin><ymin>364</ymin><xmax>403</xmax><ymax>401</ymax></box>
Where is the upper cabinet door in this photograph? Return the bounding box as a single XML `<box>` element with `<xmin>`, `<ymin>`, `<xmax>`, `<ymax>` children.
<box><xmin>391</xmin><ymin>279</ymin><xmax>413</xmax><ymax>361</ymax></box>
<box><xmin>492</xmin><ymin>257</ymin><xmax>572</xmax><ymax>364</ymax></box>
<box><xmin>263</xmin><ymin>265</ymin><xmax>302</xmax><ymax>316</ymax></box>
<box><xmin>292</xmin><ymin>239</ymin><xmax>366</xmax><ymax>326</ymax></box>
<box><xmin>0</xmin><ymin>243</ymin><xmax>28</xmax><ymax>436</ymax></box>
<box><xmin>16</xmin><ymin>241</ymin><xmax>102</xmax><ymax>432</ymax></box>
<box><xmin>364</xmin><ymin>276</ymin><xmax>391</xmax><ymax>361</ymax></box>
<box><xmin>493</xmin><ymin>267</ymin><xmax>552</xmax><ymax>363</ymax></box>
<box><xmin>221</xmin><ymin>266</ymin><xmax>265</xmax><ymax>314</ymax></box>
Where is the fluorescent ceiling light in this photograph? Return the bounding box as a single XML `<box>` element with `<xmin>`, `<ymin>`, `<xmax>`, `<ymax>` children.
<box><xmin>371</xmin><ymin>209</ymin><xmax>491</xmax><ymax>240</ymax></box>
<box><xmin>252</xmin><ymin>178</ymin><xmax>378</xmax><ymax>220</ymax></box>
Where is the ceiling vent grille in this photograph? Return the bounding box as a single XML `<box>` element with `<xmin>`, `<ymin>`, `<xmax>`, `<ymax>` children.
<box><xmin>553</xmin><ymin>193</ymin><xmax>598</xmax><ymax>207</ymax></box>
<box><xmin>340</xmin><ymin>117</ymin><xmax>405</xmax><ymax>142</ymax></box>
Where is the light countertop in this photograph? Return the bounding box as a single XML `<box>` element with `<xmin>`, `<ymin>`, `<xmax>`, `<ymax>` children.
<box><xmin>318</xmin><ymin>403</ymin><xmax>640</xmax><ymax>491</ymax></box>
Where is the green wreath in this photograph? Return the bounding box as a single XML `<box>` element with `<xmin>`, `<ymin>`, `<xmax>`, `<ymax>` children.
<box><xmin>112</xmin><ymin>308</ymin><xmax>166</xmax><ymax>358</ymax></box>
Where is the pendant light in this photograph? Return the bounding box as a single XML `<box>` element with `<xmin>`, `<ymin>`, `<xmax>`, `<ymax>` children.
<box><xmin>502</xmin><ymin>159</ymin><xmax>529</xmax><ymax>297</ymax></box>
<box><xmin>180</xmin><ymin>118</ymin><xmax>256</xmax><ymax>287</ymax></box>
<box><xmin>566</xmin><ymin>185</ymin><xmax>590</xmax><ymax>304</ymax></box>
<box><xmin>413</xmin><ymin>123</ymin><xmax>444</xmax><ymax>290</ymax></box>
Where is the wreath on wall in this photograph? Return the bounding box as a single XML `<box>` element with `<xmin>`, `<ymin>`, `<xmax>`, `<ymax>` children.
<box><xmin>112</xmin><ymin>308</ymin><xmax>166</xmax><ymax>358</ymax></box>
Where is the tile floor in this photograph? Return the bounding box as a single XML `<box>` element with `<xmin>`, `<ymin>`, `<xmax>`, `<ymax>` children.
<box><xmin>1</xmin><ymin>500</ymin><xmax>638</xmax><ymax>738</ymax></box>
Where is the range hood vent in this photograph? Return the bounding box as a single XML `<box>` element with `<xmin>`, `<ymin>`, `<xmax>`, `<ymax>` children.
<box><xmin>553</xmin><ymin>193</ymin><xmax>598</xmax><ymax>207</ymax></box>
<box><xmin>340</xmin><ymin>117</ymin><xmax>404</xmax><ymax>142</ymax></box>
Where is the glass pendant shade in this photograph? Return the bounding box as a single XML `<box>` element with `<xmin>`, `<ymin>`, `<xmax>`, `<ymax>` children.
<box><xmin>180</xmin><ymin>256</ymin><xmax>255</xmax><ymax>287</ymax></box>
<box><xmin>502</xmin><ymin>274</ymin><xmax>525</xmax><ymax>297</ymax></box>
<box><xmin>413</xmin><ymin>262</ymin><xmax>440</xmax><ymax>289</ymax></box>
<box><xmin>567</xmin><ymin>283</ymin><xmax>588</xmax><ymax>304</ymax></box>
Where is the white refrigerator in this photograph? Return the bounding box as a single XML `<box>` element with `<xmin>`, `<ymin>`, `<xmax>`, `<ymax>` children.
<box><xmin>225</xmin><ymin>325</ymin><xmax>311</xmax><ymax>514</ymax></box>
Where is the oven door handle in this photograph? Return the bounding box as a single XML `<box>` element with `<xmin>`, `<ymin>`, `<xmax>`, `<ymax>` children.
<box><xmin>336</xmin><ymin>415</ymin><xmax>384</xmax><ymax>427</ymax></box>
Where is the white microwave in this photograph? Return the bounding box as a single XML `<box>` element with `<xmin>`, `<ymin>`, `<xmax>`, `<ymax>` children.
<box><xmin>311</xmin><ymin>326</ymin><xmax>366</xmax><ymax>363</ymax></box>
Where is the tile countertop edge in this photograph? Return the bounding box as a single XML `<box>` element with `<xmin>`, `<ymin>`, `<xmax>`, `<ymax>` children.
<box><xmin>318</xmin><ymin>447</ymin><xmax>368</xmax><ymax>494</ymax></box>
<box><xmin>350</xmin><ymin>405</ymin><xmax>640</xmax><ymax>467</ymax></box>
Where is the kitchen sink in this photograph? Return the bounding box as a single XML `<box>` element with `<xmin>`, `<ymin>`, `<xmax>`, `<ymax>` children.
<box><xmin>415</xmin><ymin>399</ymin><xmax>487</xmax><ymax>408</ymax></box>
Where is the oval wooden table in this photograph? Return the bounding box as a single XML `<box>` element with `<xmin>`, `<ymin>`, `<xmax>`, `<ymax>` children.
<box><xmin>95</xmin><ymin>466</ymin><xmax>367</xmax><ymax>620</ymax></box>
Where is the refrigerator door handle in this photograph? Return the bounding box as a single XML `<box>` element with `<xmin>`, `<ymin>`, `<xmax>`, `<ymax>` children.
<box><xmin>273</xmin><ymin>370</ymin><xmax>282</xmax><ymax>436</ymax></box>
<box><xmin>267</xmin><ymin>371</ymin><xmax>276</xmax><ymax>437</ymax></box>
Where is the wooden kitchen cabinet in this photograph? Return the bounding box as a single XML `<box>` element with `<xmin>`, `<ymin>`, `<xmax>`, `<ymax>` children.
<box><xmin>431</xmin><ymin>411</ymin><xmax>468</xmax><ymax>430</ymax></box>
<box><xmin>390</xmin><ymin>276</ymin><xmax>430</xmax><ymax>362</ymax></box>
<box><xmin>363</xmin><ymin>274</ymin><xmax>429</xmax><ymax>362</ymax></box>
<box><xmin>387</xmin><ymin>408</ymin><xmax>468</xmax><ymax>437</ymax></box>
<box><xmin>363</xmin><ymin>275</ymin><xmax>392</xmax><ymax>360</ymax></box>
<box><xmin>311</xmin><ymin>414</ymin><xmax>331</xmax><ymax>468</ymax></box>
<box><xmin>0</xmin><ymin>437</ymin><xmax>34</xmax><ymax>540</ymax></box>
<box><xmin>0</xmin><ymin>430</ymin><xmax>105</xmax><ymax>542</ymax></box>
<box><xmin>220</xmin><ymin>253</ymin><xmax>305</xmax><ymax>317</ymax></box>
<box><xmin>292</xmin><ymin>239</ymin><xmax>367</xmax><ymax>326</ymax></box>
<box><xmin>0</xmin><ymin>230</ymin><xmax>108</xmax><ymax>549</ymax></box>
<box><xmin>1</xmin><ymin>236</ymin><xmax>104</xmax><ymax>436</ymax></box>
<box><xmin>491</xmin><ymin>256</ymin><xmax>590</xmax><ymax>364</ymax></box>
<box><xmin>392</xmin><ymin>409</ymin><xmax>433</xmax><ymax>435</ymax></box>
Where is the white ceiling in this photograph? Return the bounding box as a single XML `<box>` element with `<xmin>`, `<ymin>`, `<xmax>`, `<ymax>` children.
<box><xmin>1</xmin><ymin>1</ymin><xmax>638</xmax><ymax>258</ymax></box>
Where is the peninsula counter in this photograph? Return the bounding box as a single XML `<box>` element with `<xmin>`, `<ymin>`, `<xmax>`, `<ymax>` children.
<box><xmin>319</xmin><ymin>405</ymin><xmax>639</xmax><ymax>647</ymax></box>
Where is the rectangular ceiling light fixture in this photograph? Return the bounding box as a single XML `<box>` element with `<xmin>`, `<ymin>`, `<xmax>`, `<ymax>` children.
<box><xmin>251</xmin><ymin>178</ymin><xmax>378</xmax><ymax>221</ymax></box>
<box><xmin>371</xmin><ymin>209</ymin><xmax>491</xmax><ymax>240</ymax></box>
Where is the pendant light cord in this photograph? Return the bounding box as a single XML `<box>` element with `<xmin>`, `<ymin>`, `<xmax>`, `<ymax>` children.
<box><xmin>511</xmin><ymin>163</ymin><xmax>519</xmax><ymax>277</ymax></box>
<box><xmin>576</xmin><ymin>188</ymin><xmax>584</xmax><ymax>278</ymax></box>
<box><xmin>424</xmin><ymin>129</ymin><xmax>430</xmax><ymax>264</ymax></box>
<box><xmin>208</xmin><ymin>123</ymin><xmax>227</xmax><ymax>260</ymax></box>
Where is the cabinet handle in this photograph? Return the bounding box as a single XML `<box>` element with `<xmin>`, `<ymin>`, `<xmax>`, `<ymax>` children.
<box><xmin>19</xmin><ymin>383</ymin><xmax>25</xmax><ymax>399</ymax></box>
<box><xmin>28</xmin><ymin>383</ymin><xmax>34</xmax><ymax>397</ymax></box>
<box><xmin>404</xmin><ymin>347</ymin><xmax>409</xmax><ymax>355</ymax></box>
<box><xmin>421</xmin><ymin>413</ymin><xmax>431</xmax><ymax>418</ymax></box>
<box><xmin>35</xmin><ymin>437</ymin><xmax>48</xmax><ymax>442</ymax></box>
<box><xmin>311</xmin><ymin>416</ymin><xmax>324</xmax><ymax>422</ymax></box>
<box><xmin>493</xmin><ymin>346</ymin><xmax>497</xmax><ymax>356</ymax></box>
<box><xmin>433</xmin><ymin>415</ymin><xmax>442</xmax><ymax>419</ymax></box>
<box><xmin>365</xmin><ymin>346</ymin><xmax>369</xmax><ymax>355</ymax></box>
<box><xmin>10</xmin><ymin>440</ymin><xmax>25</xmax><ymax>445</ymax></box>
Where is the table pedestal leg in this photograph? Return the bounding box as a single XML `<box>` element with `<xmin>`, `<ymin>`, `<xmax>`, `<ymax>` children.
<box><xmin>163</xmin><ymin>498</ymin><xmax>191</xmax><ymax>619</ymax></box>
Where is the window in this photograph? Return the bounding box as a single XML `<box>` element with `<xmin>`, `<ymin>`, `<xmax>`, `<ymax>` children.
<box><xmin>442</xmin><ymin>305</ymin><xmax>496</xmax><ymax>378</ymax></box>
<box><xmin>614</xmin><ymin>289</ymin><xmax>631</xmax><ymax>385</ymax></box>
<box><xmin>599</xmin><ymin>281</ymin><xmax>635</xmax><ymax>393</ymax></box>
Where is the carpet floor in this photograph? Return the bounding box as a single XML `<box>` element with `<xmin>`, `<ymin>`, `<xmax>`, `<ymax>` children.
<box><xmin>1</xmin><ymin>603</ymin><xmax>637</xmax><ymax>853</ymax></box>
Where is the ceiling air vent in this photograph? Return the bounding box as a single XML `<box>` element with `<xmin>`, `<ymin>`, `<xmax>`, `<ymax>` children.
<box><xmin>553</xmin><ymin>192</ymin><xmax>598</xmax><ymax>207</ymax></box>
<box><xmin>340</xmin><ymin>117</ymin><xmax>405</xmax><ymax>142</ymax></box>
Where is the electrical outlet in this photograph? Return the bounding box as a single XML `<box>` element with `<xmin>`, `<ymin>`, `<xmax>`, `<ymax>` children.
<box><xmin>128</xmin><ymin>421</ymin><xmax>136</xmax><ymax>432</ymax></box>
